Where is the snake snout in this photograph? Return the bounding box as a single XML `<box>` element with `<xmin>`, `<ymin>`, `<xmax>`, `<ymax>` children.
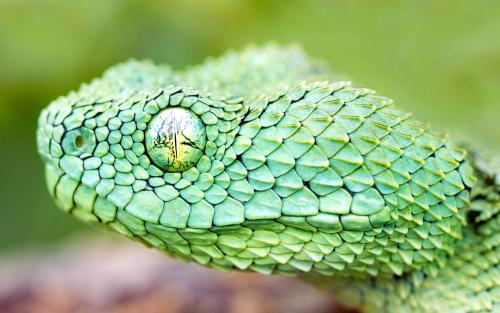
<box><xmin>37</xmin><ymin>98</ymin><xmax>101</xmax><ymax>215</ymax></box>
<box><xmin>37</xmin><ymin>98</ymin><xmax>97</xmax><ymax>166</ymax></box>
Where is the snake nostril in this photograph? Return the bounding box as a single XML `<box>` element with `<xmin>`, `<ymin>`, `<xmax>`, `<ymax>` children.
<box><xmin>74</xmin><ymin>135</ymin><xmax>84</xmax><ymax>148</ymax></box>
<box><xmin>62</xmin><ymin>127</ymin><xmax>96</xmax><ymax>156</ymax></box>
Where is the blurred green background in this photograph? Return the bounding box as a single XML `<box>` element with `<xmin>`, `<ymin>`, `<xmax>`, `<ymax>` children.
<box><xmin>0</xmin><ymin>0</ymin><xmax>498</xmax><ymax>251</ymax></box>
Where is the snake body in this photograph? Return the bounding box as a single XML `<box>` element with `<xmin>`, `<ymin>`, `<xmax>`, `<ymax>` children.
<box><xmin>37</xmin><ymin>45</ymin><xmax>499</xmax><ymax>312</ymax></box>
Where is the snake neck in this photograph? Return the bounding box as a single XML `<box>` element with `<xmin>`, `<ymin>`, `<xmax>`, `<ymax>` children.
<box><xmin>300</xmin><ymin>152</ymin><xmax>500</xmax><ymax>313</ymax></box>
<box><xmin>468</xmin><ymin>152</ymin><xmax>500</xmax><ymax>228</ymax></box>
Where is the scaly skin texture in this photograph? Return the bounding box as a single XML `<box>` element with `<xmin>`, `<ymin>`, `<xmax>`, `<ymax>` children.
<box><xmin>37</xmin><ymin>45</ymin><xmax>499</xmax><ymax>312</ymax></box>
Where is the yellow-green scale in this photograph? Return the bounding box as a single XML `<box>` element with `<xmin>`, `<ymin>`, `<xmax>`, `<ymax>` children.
<box><xmin>37</xmin><ymin>44</ymin><xmax>498</xmax><ymax>313</ymax></box>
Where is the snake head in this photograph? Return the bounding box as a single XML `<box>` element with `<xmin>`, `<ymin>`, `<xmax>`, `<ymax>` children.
<box><xmin>37</xmin><ymin>51</ymin><xmax>476</xmax><ymax>277</ymax></box>
<box><xmin>37</xmin><ymin>63</ymin><xmax>248</xmax><ymax>229</ymax></box>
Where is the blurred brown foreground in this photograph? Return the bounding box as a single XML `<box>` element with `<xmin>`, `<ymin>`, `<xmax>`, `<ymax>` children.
<box><xmin>0</xmin><ymin>235</ymin><xmax>356</xmax><ymax>313</ymax></box>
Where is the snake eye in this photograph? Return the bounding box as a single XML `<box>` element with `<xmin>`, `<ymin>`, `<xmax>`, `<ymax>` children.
<box><xmin>146</xmin><ymin>108</ymin><xmax>207</xmax><ymax>172</ymax></box>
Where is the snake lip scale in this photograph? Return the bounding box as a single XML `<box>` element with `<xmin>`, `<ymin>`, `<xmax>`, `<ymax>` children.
<box><xmin>37</xmin><ymin>44</ymin><xmax>499</xmax><ymax>313</ymax></box>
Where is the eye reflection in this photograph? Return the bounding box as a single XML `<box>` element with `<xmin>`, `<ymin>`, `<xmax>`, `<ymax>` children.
<box><xmin>146</xmin><ymin>108</ymin><xmax>207</xmax><ymax>172</ymax></box>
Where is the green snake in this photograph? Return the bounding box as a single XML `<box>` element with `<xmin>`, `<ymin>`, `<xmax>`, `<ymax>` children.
<box><xmin>37</xmin><ymin>44</ymin><xmax>499</xmax><ymax>313</ymax></box>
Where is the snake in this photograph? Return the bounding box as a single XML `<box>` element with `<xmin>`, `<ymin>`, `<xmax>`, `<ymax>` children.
<box><xmin>36</xmin><ymin>44</ymin><xmax>499</xmax><ymax>313</ymax></box>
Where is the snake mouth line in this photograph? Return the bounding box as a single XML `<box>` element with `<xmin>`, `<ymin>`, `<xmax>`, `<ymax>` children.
<box><xmin>46</xmin><ymin>164</ymin><xmax>87</xmax><ymax>214</ymax></box>
<box><xmin>45</xmin><ymin>164</ymin><xmax>108</xmax><ymax>224</ymax></box>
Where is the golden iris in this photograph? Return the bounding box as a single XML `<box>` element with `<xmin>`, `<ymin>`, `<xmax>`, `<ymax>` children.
<box><xmin>146</xmin><ymin>108</ymin><xmax>207</xmax><ymax>172</ymax></box>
